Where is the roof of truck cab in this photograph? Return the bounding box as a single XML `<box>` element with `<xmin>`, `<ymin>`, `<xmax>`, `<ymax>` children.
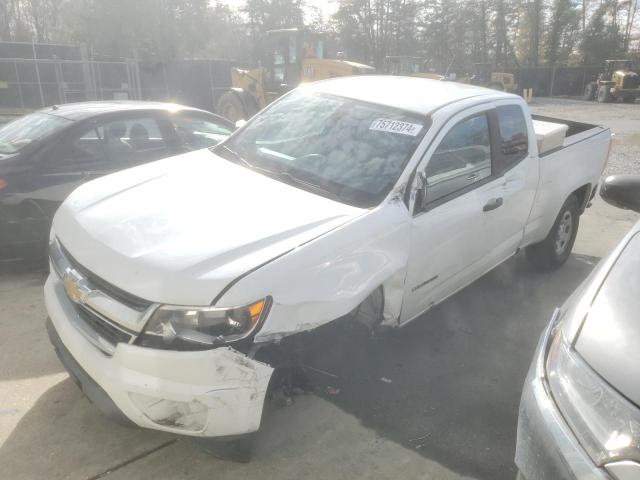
<box><xmin>306</xmin><ymin>75</ymin><xmax>512</xmax><ymax>116</ymax></box>
<box><xmin>38</xmin><ymin>101</ymin><xmax>210</xmax><ymax>121</ymax></box>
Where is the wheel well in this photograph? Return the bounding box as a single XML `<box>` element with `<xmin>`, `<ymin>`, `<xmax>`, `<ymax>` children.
<box><xmin>571</xmin><ymin>184</ymin><xmax>592</xmax><ymax>213</ymax></box>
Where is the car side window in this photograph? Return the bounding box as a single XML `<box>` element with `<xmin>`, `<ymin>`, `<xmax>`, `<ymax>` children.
<box><xmin>496</xmin><ymin>105</ymin><xmax>528</xmax><ymax>171</ymax></box>
<box><xmin>172</xmin><ymin>113</ymin><xmax>233</xmax><ymax>150</ymax></box>
<box><xmin>56</xmin><ymin>116</ymin><xmax>168</xmax><ymax>165</ymax></box>
<box><xmin>423</xmin><ymin>113</ymin><xmax>492</xmax><ymax>205</ymax></box>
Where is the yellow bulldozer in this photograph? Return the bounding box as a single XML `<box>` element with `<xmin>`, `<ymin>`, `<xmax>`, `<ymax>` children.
<box><xmin>584</xmin><ymin>60</ymin><xmax>640</xmax><ymax>103</ymax></box>
<box><xmin>384</xmin><ymin>56</ymin><xmax>445</xmax><ymax>80</ymax></box>
<box><xmin>217</xmin><ymin>28</ymin><xmax>375</xmax><ymax>123</ymax></box>
<box><xmin>458</xmin><ymin>63</ymin><xmax>517</xmax><ymax>92</ymax></box>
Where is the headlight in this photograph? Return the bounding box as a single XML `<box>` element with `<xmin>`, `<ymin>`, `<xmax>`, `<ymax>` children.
<box><xmin>546</xmin><ymin>322</ymin><xmax>640</xmax><ymax>467</ymax></box>
<box><xmin>137</xmin><ymin>298</ymin><xmax>269</xmax><ymax>350</ymax></box>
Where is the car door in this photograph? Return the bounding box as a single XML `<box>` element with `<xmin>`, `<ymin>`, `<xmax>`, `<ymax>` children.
<box><xmin>479</xmin><ymin>102</ymin><xmax>537</xmax><ymax>267</ymax></box>
<box><xmin>401</xmin><ymin>106</ymin><xmax>503</xmax><ymax>323</ymax></box>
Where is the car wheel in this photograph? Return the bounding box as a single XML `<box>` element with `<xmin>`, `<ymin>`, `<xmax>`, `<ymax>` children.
<box><xmin>583</xmin><ymin>82</ymin><xmax>597</xmax><ymax>101</ymax></box>
<box><xmin>623</xmin><ymin>95</ymin><xmax>636</xmax><ymax>103</ymax></box>
<box><xmin>526</xmin><ymin>195</ymin><xmax>580</xmax><ymax>271</ymax></box>
<box><xmin>351</xmin><ymin>287</ymin><xmax>385</xmax><ymax>334</ymax></box>
<box><xmin>217</xmin><ymin>91</ymin><xmax>246</xmax><ymax>124</ymax></box>
<box><xmin>597</xmin><ymin>85</ymin><xmax>612</xmax><ymax>103</ymax></box>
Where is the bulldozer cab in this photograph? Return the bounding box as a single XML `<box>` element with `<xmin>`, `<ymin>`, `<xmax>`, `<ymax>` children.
<box><xmin>472</xmin><ymin>63</ymin><xmax>492</xmax><ymax>84</ymax></box>
<box><xmin>385</xmin><ymin>56</ymin><xmax>425</xmax><ymax>75</ymax></box>
<box><xmin>264</xmin><ymin>28</ymin><xmax>324</xmax><ymax>94</ymax></box>
<box><xmin>603</xmin><ymin>60</ymin><xmax>633</xmax><ymax>80</ymax></box>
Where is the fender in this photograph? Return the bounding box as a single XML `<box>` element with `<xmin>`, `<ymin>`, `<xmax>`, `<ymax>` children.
<box><xmin>215</xmin><ymin>200</ymin><xmax>412</xmax><ymax>342</ymax></box>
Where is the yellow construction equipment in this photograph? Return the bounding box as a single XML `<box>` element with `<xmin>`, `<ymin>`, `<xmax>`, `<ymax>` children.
<box><xmin>217</xmin><ymin>28</ymin><xmax>375</xmax><ymax>122</ymax></box>
<box><xmin>384</xmin><ymin>56</ymin><xmax>445</xmax><ymax>80</ymax></box>
<box><xmin>584</xmin><ymin>60</ymin><xmax>640</xmax><ymax>103</ymax></box>
<box><xmin>458</xmin><ymin>63</ymin><xmax>517</xmax><ymax>92</ymax></box>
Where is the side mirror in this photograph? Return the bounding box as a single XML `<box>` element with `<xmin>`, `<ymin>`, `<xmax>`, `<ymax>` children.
<box><xmin>600</xmin><ymin>175</ymin><xmax>640</xmax><ymax>213</ymax></box>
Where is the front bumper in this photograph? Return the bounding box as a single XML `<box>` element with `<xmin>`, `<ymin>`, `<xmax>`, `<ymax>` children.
<box><xmin>45</xmin><ymin>273</ymin><xmax>274</xmax><ymax>438</ymax></box>
<box><xmin>515</xmin><ymin>321</ymin><xmax>609</xmax><ymax>480</ymax></box>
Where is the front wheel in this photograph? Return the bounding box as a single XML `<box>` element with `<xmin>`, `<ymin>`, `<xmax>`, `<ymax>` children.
<box><xmin>597</xmin><ymin>85</ymin><xmax>612</xmax><ymax>103</ymax></box>
<box><xmin>217</xmin><ymin>91</ymin><xmax>246</xmax><ymax>124</ymax></box>
<box><xmin>583</xmin><ymin>82</ymin><xmax>597</xmax><ymax>101</ymax></box>
<box><xmin>526</xmin><ymin>195</ymin><xmax>580</xmax><ymax>271</ymax></box>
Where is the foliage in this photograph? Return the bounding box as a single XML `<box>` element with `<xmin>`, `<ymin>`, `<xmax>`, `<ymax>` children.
<box><xmin>0</xmin><ymin>0</ymin><xmax>638</xmax><ymax>68</ymax></box>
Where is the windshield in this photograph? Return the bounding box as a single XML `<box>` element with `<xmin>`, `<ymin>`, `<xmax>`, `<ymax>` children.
<box><xmin>218</xmin><ymin>90</ymin><xmax>428</xmax><ymax>207</ymax></box>
<box><xmin>0</xmin><ymin>112</ymin><xmax>71</xmax><ymax>154</ymax></box>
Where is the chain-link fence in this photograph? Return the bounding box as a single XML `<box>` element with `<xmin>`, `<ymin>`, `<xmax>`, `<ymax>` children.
<box><xmin>513</xmin><ymin>66</ymin><xmax>603</xmax><ymax>97</ymax></box>
<box><xmin>0</xmin><ymin>58</ymin><xmax>142</xmax><ymax>110</ymax></box>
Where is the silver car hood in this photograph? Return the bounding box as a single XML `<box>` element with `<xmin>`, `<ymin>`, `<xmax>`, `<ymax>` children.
<box><xmin>575</xmin><ymin>229</ymin><xmax>640</xmax><ymax>407</ymax></box>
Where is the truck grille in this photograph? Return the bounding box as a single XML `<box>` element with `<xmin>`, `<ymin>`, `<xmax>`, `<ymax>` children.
<box><xmin>50</xmin><ymin>238</ymin><xmax>153</xmax><ymax>355</ymax></box>
<box><xmin>75</xmin><ymin>304</ymin><xmax>134</xmax><ymax>345</ymax></box>
<box><xmin>60</xmin><ymin>244</ymin><xmax>152</xmax><ymax>312</ymax></box>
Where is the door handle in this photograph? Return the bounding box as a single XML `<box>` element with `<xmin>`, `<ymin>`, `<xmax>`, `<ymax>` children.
<box><xmin>483</xmin><ymin>197</ymin><xmax>503</xmax><ymax>212</ymax></box>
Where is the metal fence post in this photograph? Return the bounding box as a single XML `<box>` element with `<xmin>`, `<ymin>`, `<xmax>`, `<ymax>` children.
<box><xmin>14</xmin><ymin>60</ymin><xmax>25</xmax><ymax>108</ymax></box>
<box><xmin>31</xmin><ymin>42</ymin><xmax>45</xmax><ymax>107</ymax></box>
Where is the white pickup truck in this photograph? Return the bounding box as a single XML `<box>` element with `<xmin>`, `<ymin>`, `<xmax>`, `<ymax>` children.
<box><xmin>45</xmin><ymin>76</ymin><xmax>611</xmax><ymax>441</ymax></box>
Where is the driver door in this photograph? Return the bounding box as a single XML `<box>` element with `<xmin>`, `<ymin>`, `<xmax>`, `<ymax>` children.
<box><xmin>401</xmin><ymin>106</ymin><xmax>502</xmax><ymax>323</ymax></box>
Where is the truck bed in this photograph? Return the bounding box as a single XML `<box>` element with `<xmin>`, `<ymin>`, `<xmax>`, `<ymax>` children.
<box><xmin>531</xmin><ymin>114</ymin><xmax>606</xmax><ymax>156</ymax></box>
<box><xmin>523</xmin><ymin>114</ymin><xmax>611</xmax><ymax>247</ymax></box>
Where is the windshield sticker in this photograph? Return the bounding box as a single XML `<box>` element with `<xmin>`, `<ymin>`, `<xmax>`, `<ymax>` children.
<box><xmin>369</xmin><ymin>119</ymin><xmax>423</xmax><ymax>136</ymax></box>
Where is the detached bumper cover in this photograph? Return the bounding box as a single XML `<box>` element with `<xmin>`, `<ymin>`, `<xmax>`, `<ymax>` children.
<box><xmin>515</xmin><ymin>323</ymin><xmax>609</xmax><ymax>480</ymax></box>
<box><xmin>45</xmin><ymin>274</ymin><xmax>274</xmax><ymax>438</ymax></box>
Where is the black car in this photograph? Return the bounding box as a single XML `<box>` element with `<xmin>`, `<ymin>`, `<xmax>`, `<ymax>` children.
<box><xmin>0</xmin><ymin>101</ymin><xmax>234</xmax><ymax>262</ymax></box>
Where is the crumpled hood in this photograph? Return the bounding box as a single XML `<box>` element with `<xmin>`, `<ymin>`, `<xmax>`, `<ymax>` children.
<box><xmin>54</xmin><ymin>150</ymin><xmax>364</xmax><ymax>305</ymax></box>
<box><xmin>575</xmin><ymin>230</ymin><xmax>640</xmax><ymax>407</ymax></box>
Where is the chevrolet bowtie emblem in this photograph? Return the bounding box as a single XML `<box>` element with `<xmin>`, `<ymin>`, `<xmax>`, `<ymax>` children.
<box><xmin>63</xmin><ymin>269</ymin><xmax>89</xmax><ymax>304</ymax></box>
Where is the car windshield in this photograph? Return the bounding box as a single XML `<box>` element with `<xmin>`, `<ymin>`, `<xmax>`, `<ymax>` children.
<box><xmin>0</xmin><ymin>112</ymin><xmax>71</xmax><ymax>154</ymax></box>
<box><xmin>218</xmin><ymin>90</ymin><xmax>428</xmax><ymax>207</ymax></box>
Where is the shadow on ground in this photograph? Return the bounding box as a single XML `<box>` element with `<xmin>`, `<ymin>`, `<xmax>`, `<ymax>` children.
<box><xmin>301</xmin><ymin>252</ymin><xmax>598</xmax><ymax>480</ymax></box>
<box><xmin>0</xmin><ymin>377</ymin><xmax>172</xmax><ymax>480</ymax></box>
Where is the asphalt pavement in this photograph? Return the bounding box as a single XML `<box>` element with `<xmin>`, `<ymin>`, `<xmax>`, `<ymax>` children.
<box><xmin>1</xmin><ymin>97</ymin><xmax>639</xmax><ymax>480</ymax></box>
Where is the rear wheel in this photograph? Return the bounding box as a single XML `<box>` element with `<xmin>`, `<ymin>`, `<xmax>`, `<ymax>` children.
<box><xmin>526</xmin><ymin>195</ymin><xmax>580</xmax><ymax>271</ymax></box>
<box><xmin>597</xmin><ymin>85</ymin><xmax>612</xmax><ymax>103</ymax></box>
<box><xmin>623</xmin><ymin>95</ymin><xmax>637</xmax><ymax>103</ymax></box>
<box><xmin>583</xmin><ymin>82</ymin><xmax>597</xmax><ymax>101</ymax></box>
<box><xmin>217</xmin><ymin>91</ymin><xmax>246</xmax><ymax>123</ymax></box>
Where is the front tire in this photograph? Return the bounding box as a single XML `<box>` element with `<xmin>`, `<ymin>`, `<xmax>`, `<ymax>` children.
<box><xmin>583</xmin><ymin>82</ymin><xmax>597</xmax><ymax>101</ymax></box>
<box><xmin>526</xmin><ymin>195</ymin><xmax>580</xmax><ymax>271</ymax></box>
<box><xmin>217</xmin><ymin>91</ymin><xmax>246</xmax><ymax>123</ymax></box>
<box><xmin>597</xmin><ymin>85</ymin><xmax>612</xmax><ymax>103</ymax></box>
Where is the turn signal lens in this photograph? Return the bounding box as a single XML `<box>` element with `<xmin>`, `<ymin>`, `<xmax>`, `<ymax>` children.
<box><xmin>0</xmin><ymin>178</ymin><xmax>7</xmax><ymax>190</ymax></box>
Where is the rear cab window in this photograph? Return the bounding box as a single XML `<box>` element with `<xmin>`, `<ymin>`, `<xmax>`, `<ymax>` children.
<box><xmin>496</xmin><ymin>104</ymin><xmax>529</xmax><ymax>172</ymax></box>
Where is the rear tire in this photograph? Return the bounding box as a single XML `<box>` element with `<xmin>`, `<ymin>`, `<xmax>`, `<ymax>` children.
<box><xmin>583</xmin><ymin>82</ymin><xmax>597</xmax><ymax>101</ymax></box>
<box><xmin>623</xmin><ymin>95</ymin><xmax>637</xmax><ymax>103</ymax></box>
<box><xmin>526</xmin><ymin>195</ymin><xmax>580</xmax><ymax>271</ymax></box>
<box><xmin>217</xmin><ymin>91</ymin><xmax>246</xmax><ymax>124</ymax></box>
<box><xmin>597</xmin><ymin>85</ymin><xmax>612</xmax><ymax>103</ymax></box>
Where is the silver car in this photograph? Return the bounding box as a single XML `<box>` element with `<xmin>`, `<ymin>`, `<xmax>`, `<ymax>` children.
<box><xmin>516</xmin><ymin>175</ymin><xmax>640</xmax><ymax>480</ymax></box>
